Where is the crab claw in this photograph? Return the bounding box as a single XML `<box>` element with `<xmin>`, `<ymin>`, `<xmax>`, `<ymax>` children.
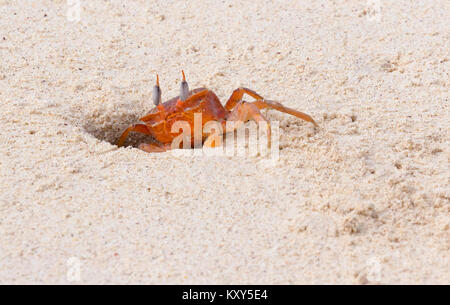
<box><xmin>152</xmin><ymin>74</ymin><xmax>162</xmax><ymax>106</ymax></box>
<box><xmin>180</xmin><ymin>70</ymin><xmax>189</xmax><ymax>101</ymax></box>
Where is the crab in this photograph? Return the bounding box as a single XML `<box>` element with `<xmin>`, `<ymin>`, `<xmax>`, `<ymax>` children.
<box><xmin>117</xmin><ymin>71</ymin><xmax>317</xmax><ymax>152</ymax></box>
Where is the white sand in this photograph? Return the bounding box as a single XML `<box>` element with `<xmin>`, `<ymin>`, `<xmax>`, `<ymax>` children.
<box><xmin>0</xmin><ymin>0</ymin><xmax>448</xmax><ymax>284</ymax></box>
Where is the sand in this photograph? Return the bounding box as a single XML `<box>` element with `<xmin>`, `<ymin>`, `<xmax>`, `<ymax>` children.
<box><xmin>0</xmin><ymin>0</ymin><xmax>448</xmax><ymax>284</ymax></box>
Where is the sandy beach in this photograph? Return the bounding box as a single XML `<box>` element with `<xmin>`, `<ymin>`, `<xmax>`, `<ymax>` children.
<box><xmin>0</xmin><ymin>0</ymin><xmax>448</xmax><ymax>284</ymax></box>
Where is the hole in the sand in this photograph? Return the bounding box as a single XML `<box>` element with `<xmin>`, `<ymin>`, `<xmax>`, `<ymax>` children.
<box><xmin>85</xmin><ymin>125</ymin><xmax>154</xmax><ymax>148</ymax></box>
<box><xmin>84</xmin><ymin>122</ymin><xmax>156</xmax><ymax>148</ymax></box>
<box><xmin>82</xmin><ymin>108</ymin><xmax>158</xmax><ymax>149</ymax></box>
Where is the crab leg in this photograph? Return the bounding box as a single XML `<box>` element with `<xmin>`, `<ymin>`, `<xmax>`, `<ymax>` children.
<box><xmin>252</xmin><ymin>99</ymin><xmax>318</xmax><ymax>127</ymax></box>
<box><xmin>225</xmin><ymin>101</ymin><xmax>271</xmax><ymax>147</ymax></box>
<box><xmin>224</xmin><ymin>87</ymin><xmax>264</xmax><ymax>111</ymax></box>
<box><xmin>139</xmin><ymin>142</ymin><xmax>171</xmax><ymax>153</ymax></box>
<box><xmin>117</xmin><ymin>124</ymin><xmax>152</xmax><ymax>147</ymax></box>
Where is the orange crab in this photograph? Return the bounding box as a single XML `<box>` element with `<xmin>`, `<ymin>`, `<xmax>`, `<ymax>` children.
<box><xmin>118</xmin><ymin>71</ymin><xmax>317</xmax><ymax>152</ymax></box>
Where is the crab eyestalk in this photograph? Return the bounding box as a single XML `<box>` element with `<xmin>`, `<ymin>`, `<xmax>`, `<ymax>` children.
<box><xmin>152</xmin><ymin>74</ymin><xmax>162</xmax><ymax>106</ymax></box>
<box><xmin>180</xmin><ymin>70</ymin><xmax>189</xmax><ymax>101</ymax></box>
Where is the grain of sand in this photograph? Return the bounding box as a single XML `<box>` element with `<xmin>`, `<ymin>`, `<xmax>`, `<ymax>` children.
<box><xmin>0</xmin><ymin>0</ymin><xmax>449</xmax><ymax>284</ymax></box>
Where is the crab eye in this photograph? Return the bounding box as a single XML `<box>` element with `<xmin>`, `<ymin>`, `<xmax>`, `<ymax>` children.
<box><xmin>152</xmin><ymin>74</ymin><xmax>161</xmax><ymax>106</ymax></box>
<box><xmin>180</xmin><ymin>70</ymin><xmax>189</xmax><ymax>101</ymax></box>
